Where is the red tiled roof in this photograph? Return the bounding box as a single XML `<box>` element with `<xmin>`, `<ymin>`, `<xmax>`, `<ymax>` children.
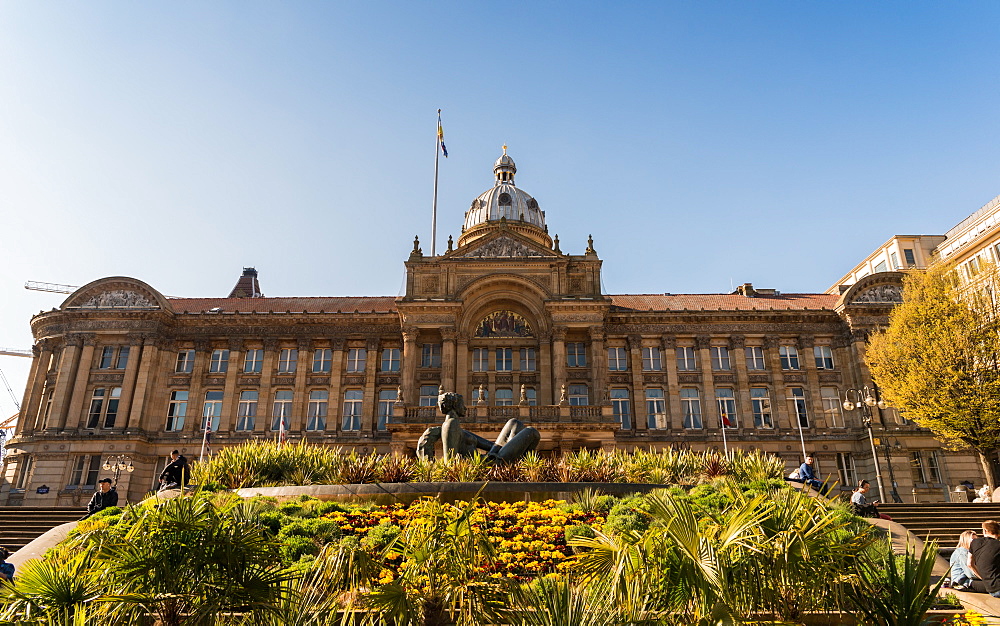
<box><xmin>169</xmin><ymin>297</ymin><xmax>398</xmax><ymax>314</ymax></box>
<box><xmin>609</xmin><ymin>293</ymin><xmax>839</xmax><ymax>312</ymax></box>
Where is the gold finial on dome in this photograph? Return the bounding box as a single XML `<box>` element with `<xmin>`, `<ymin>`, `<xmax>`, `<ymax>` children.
<box><xmin>502</xmin><ymin>144</ymin><xmax>507</xmax><ymax>155</ymax></box>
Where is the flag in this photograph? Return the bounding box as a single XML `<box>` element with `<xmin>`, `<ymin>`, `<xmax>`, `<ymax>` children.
<box><xmin>437</xmin><ymin>110</ymin><xmax>448</xmax><ymax>158</ymax></box>
<box><xmin>721</xmin><ymin>412</ymin><xmax>732</xmax><ymax>428</ymax></box>
<box><xmin>200</xmin><ymin>416</ymin><xmax>213</xmax><ymax>460</ymax></box>
<box><xmin>278</xmin><ymin>415</ymin><xmax>288</xmax><ymax>446</ymax></box>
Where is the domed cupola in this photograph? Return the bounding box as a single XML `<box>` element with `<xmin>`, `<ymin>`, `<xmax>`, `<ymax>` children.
<box><xmin>458</xmin><ymin>147</ymin><xmax>552</xmax><ymax>249</ymax></box>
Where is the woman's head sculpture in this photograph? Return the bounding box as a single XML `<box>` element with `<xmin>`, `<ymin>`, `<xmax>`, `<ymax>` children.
<box><xmin>438</xmin><ymin>391</ymin><xmax>466</xmax><ymax>418</ymax></box>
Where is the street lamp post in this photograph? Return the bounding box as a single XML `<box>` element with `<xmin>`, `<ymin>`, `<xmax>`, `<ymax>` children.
<box><xmin>102</xmin><ymin>454</ymin><xmax>135</xmax><ymax>487</ymax></box>
<box><xmin>876</xmin><ymin>436</ymin><xmax>904</xmax><ymax>504</ymax></box>
<box><xmin>843</xmin><ymin>386</ymin><xmax>902</xmax><ymax>503</ymax></box>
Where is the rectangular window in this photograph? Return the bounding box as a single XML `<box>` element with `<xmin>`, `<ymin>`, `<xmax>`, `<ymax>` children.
<box><xmin>472</xmin><ymin>348</ymin><xmax>489</xmax><ymax>372</ymax></box>
<box><xmin>642</xmin><ymin>347</ymin><xmax>662</xmax><ymax>371</ymax></box>
<box><xmin>836</xmin><ymin>453</ymin><xmax>857</xmax><ymax>488</ymax></box>
<box><xmin>87</xmin><ymin>388</ymin><xmax>105</xmax><ymax>429</ymax></box>
<box><xmin>609</xmin><ymin>389</ymin><xmax>631</xmax><ymax>429</ymax></box>
<box><xmin>676</xmin><ymin>346</ymin><xmax>697</xmax><ymax>371</ymax></box>
<box><xmin>380</xmin><ymin>348</ymin><xmax>400</xmax><ymax>372</ymax></box>
<box><xmin>342</xmin><ymin>390</ymin><xmax>363</xmax><ymax>431</ymax></box>
<box><xmin>13</xmin><ymin>455</ymin><xmax>33</xmax><ymax>490</ymax></box>
<box><xmin>874</xmin><ymin>260</ymin><xmax>887</xmax><ymax>273</ymax></box>
<box><xmin>927</xmin><ymin>451</ymin><xmax>942</xmax><ymax>483</ymax></box>
<box><xmin>567</xmin><ymin>343</ymin><xmax>587</xmax><ymax>368</ymax></box>
<box><xmin>312</xmin><ymin>349</ymin><xmax>332</xmax><ymax>373</ymax></box>
<box><xmin>496</xmin><ymin>348</ymin><xmax>513</xmax><ymax>372</ymax></box>
<box><xmin>69</xmin><ymin>455</ymin><xmax>102</xmax><ymax>487</ymax></box>
<box><xmin>779</xmin><ymin>345</ymin><xmax>800</xmax><ymax>370</ymax></box>
<box><xmin>711</xmin><ymin>346</ymin><xmax>731</xmax><ymax>371</ymax></box>
<box><xmin>278</xmin><ymin>348</ymin><xmax>298</xmax><ymax>374</ymax></box>
<box><xmin>202</xmin><ymin>390</ymin><xmax>224</xmax><ymax>432</ymax></box>
<box><xmin>890</xmin><ymin>251</ymin><xmax>900</xmax><ymax>270</ymax></box>
<box><xmin>115</xmin><ymin>346</ymin><xmax>130</xmax><ymax>370</ymax></box>
<box><xmin>903</xmin><ymin>248</ymin><xmax>916</xmax><ymax>267</ymax></box>
<box><xmin>523</xmin><ymin>387</ymin><xmax>537</xmax><ymax>406</ymax></box>
<box><xmin>209</xmin><ymin>349</ymin><xmax>229</xmax><ymax>373</ymax></box>
<box><xmin>568</xmin><ymin>384</ymin><xmax>589</xmax><ymax>406</ymax></box>
<box><xmin>814</xmin><ymin>346</ymin><xmax>835</xmax><ymax>369</ymax></box>
<box><xmin>271</xmin><ymin>390</ymin><xmax>293</xmax><ymax>431</ymax></box>
<box><xmin>821</xmin><ymin>387</ymin><xmax>843</xmax><ymax>427</ymax></box>
<box><xmin>306</xmin><ymin>390</ymin><xmax>328</xmax><ymax>431</ymax></box>
<box><xmin>99</xmin><ymin>346</ymin><xmax>115</xmax><ymax>369</ymax></box>
<box><xmin>244</xmin><ymin>349</ymin><xmax>264</xmax><ymax>373</ymax></box>
<box><xmin>378</xmin><ymin>388</ymin><xmax>398</xmax><ymax>431</ymax></box>
<box><xmin>103</xmin><ymin>387</ymin><xmax>121</xmax><ymax>428</ymax></box>
<box><xmin>175</xmin><ymin>349</ymin><xmax>195</xmax><ymax>373</ymax></box>
<box><xmin>166</xmin><ymin>390</ymin><xmax>188</xmax><ymax>431</ymax></box>
<box><xmin>421</xmin><ymin>344</ymin><xmax>441</xmax><ymax>368</ymax></box>
<box><xmin>419</xmin><ymin>385</ymin><xmax>439</xmax><ymax>407</ymax></box>
<box><xmin>519</xmin><ymin>348</ymin><xmax>536</xmax><ymax>371</ymax></box>
<box><xmin>789</xmin><ymin>387</ymin><xmax>808</xmax><ymax>428</ymax></box>
<box><xmin>235</xmin><ymin>390</ymin><xmax>258</xmax><ymax>431</ymax></box>
<box><xmin>346</xmin><ymin>348</ymin><xmax>367</xmax><ymax>373</ymax></box>
<box><xmin>911</xmin><ymin>451</ymin><xmax>927</xmax><ymax>484</ymax></box>
<box><xmin>716</xmin><ymin>388</ymin><xmax>737</xmax><ymax>428</ymax></box>
<box><xmin>751</xmin><ymin>388</ymin><xmax>772</xmax><ymax>428</ymax></box>
<box><xmin>681</xmin><ymin>388</ymin><xmax>702</xmax><ymax>429</ymax></box>
<box><xmin>646</xmin><ymin>388</ymin><xmax>668</xmax><ymax>430</ymax></box>
<box><xmin>745</xmin><ymin>346</ymin><xmax>766</xmax><ymax>370</ymax></box>
<box><xmin>608</xmin><ymin>347</ymin><xmax>628</xmax><ymax>371</ymax></box>
<box><xmin>495</xmin><ymin>388</ymin><xmax>514</xmax><ymax>406</ymax></box>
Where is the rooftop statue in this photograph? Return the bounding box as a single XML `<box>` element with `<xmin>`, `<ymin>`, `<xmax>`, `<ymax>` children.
<box><xmin>416</xmin><ymin>391</ymin><xmax>541</xmax><ymax>464</ymax></box>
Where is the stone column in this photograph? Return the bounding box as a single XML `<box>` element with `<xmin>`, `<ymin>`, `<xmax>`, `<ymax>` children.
<box><xmin>118</xmin><ymin>334</ymin><xmax>147</xmax><ymax>430</ymax></box>
<box><xmin>124</xmin><ymin>335</ymin><xmax>162</xmax><ymax>432</ymax></box>
<box><xmin>291</xmin><ymin>339</ymin><xmax>310</xmax><ymax>432</ymax></box>
<box><xmin>730</xmin><ymin>335</ymin><xmax>750</xmax><ymax>432</ymax></box>
<box><xmin>401</xmin><ymin>326</ymin><xmax>418</xmax><ymax>405</ymax></box>
<box><xmin>696</xmin><ymin>335</ymin><xmax>718</xmax><ymax>433</ymax></box>
<box><xmin>361</xmin><ymin>338</ymin><xmax>380</xmax><ymax>431</ymax></box>
<box><xmin>325</xmin><ymin>339</ymin><xmax>345</xmax><ymax>433</ymax></box>
<box><xmin>590</xmin><ymin>327</ymin><xmax>607</xmax><ymax>407</ymax></box>
<box><xmin>20</xmin><ymin>341</ymin><xmax>52</xmax><ymax>436</ymax></box>
<box><xmin>765</xmin><ymin>336</ymin><xmax>792</xmax><ymax>429</ymax></box>
<box><xmin>455</xmin><ymin>333</ymin><xmax>469</xmax><ymax>403</ymax></box>
<box><xmin>625</xmin><ymin>334</ymin><xmax>643</xmax><ymax>426</ymax></box>
<box><xmin>798</xmin><ymin>335</ymin><xmax>823</xmax><ymax>430</ymax></box>
<box><xmin>551</xmin><ymin>327</ymin><xmax>567</xmax><ymax>402</ymax></box>
<box><xmin>63</xmin><ymin>334</ymin><xmax>96</xmax><ymax>431</ymax></box>
<box><xmin>182</xmin><ymin>341</ymin><xmax>210</xmax><ymax>436</ymax></box>
<box><xmin>537</xmin><ymin>332</ymin><xmax>552</xmax><ymax>405</ymax></box>
<box><xmin>255</xmin><ymin>338</ymin><xmax>278</xmax><ymax>433</ymax></box>
<box><xmin>661</xmin><ymin>335</ymin><xmax>678</xmax><ymax>431</ymax></box>
<box><xmin>217</xmin><ymin>338</ymin><xmax>244</xmax><ymax>432</ymax></box>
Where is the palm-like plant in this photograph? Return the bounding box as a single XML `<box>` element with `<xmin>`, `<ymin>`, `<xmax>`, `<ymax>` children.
<box><xmin>846</xmin><ymin>541</ymin><xmax>945</xmax><ymax>626</ymax></box>
<box><xmin>0</xmin><ymin>552</ymin><xmax>104</xmax><ymax>622</ymax></box>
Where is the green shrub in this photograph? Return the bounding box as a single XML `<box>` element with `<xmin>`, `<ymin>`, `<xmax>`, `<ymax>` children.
<box><xmin>280</xmin><ymin>535</ymin><xmax>320</xmax><ymax>562</ymax></box>
<box><xmin>606</xmin><ymin>495</ymin><xmax>653</xmax><ymax>534</ymax></box>
<box><xmin>278</xmin><ymin>502</ymin><xmax>305</xmax><ymax>516</ymax></box>
<box><xmin>688</xmin><ymin>483</ymin><xmax>730</xmax><ymax>514</ymax></box>
<box><xmin>565</xmin><ymin>524</ymin><xmax>595</xmax><ymax>543</ymax></box>
<box><xmin>363</xmin><ymin>522</ymin><xmax>402</xmax><ymax>552</ymax></box>
<box><xmin>315</xmin><ymin>501</ymin><xmax>347</xmax><ymax>516</ymax></box>
<box><xmin>257</xmin><ymin>510</ymin><xmax>285</xmax><ymax>536</ymax></box>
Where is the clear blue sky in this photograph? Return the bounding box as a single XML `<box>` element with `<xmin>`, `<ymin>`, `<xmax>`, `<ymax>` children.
<box><xmin>2</xmin><ymin>2</ymin><xmax>999</xmax><ymax>416</ymax></box>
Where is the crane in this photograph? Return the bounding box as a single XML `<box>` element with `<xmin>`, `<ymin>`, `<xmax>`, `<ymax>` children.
<box><xmin>25</xmin><ymin>280</ymin><xmax>179</xmax><ymax>298</ymax></box>
<box><xmin>0</xmin><ymin>349</ymin><xmax>32</xmax><ymax>358</ymax></box>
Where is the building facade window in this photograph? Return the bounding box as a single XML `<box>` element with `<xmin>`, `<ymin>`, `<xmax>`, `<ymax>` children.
<box><xmin>911</xmin><ymin>451</ymin><xmax>943</xmax><ymax>484</ymax></box>
<box><xmin>642</xmin><ymin>347</ymin><xmax>662</xmax><ymax>371</ymax></box>
<box><xmin>519</xmin><ymin>348</ymin><xmax>536</xmax><ymax>371</ymax></box>
<box><xmin>711</xmin><ymin>347</ymin><xmax>731</xmax><ymax>371</ymax></box>
<box><xmin>681</xmin><ymin>388</ymin><xmax>702</xmax><ymax>429</ymax></box>
<box><xmin>244</xmin><ymin>349</ymin><xmax>264</xmax><ymax>373</ymax></box>
<box><xmin>69</xmin><ymin>455</ymin><xmax>102</xmax><ymax>487</ymax></box>
<box><xmin>608</xmin><ymin>347</ymin><xmax>628</xmax><ymax>371</ymax></box>
<box><xmin>745</xmin><ymin>346</ymin><xmax>766</xmax><ymax>370</ymax></box>
<box><xmin>789</xmin><ymin>387</ymin><xmax>808</xmax><ymax>427</ymax></box>
<box><xmin>472</xmin><ymin>348</ymin><xmax>489</xmax><ymax>372</ymax></box>
<box><xmin>495</xmin><ymin>388</ymin><xmax>514</xmax><ymax>406</ymax></box>
<box><xmin>313</xmin><ymin>349</ymin><xmax>332</xmax><ymax>373</ymax></box>
<box><xmin>523</xmin><ymin>387</ymin><xmax>537</xmax><ymax>406</ymax></box>
<box><xmin>166</xmin><ymin>390</ymin><xmax>188</xmax><ymax>431</ymax></box>
<box><xmin>236</xmin><ymin>390</ymin><xmax>258</xmax><ymax>431</ymax></box>
<box><xmin>377</xmin><ymin>388</ymin><xmax>397</xmax><ymax>431</ymax></box>
<box><xmin>87</xmin><ymin>387</ymin><xmax>122</xmax><ymax>429</ymax></box>
<box><xmin>750</xmin><ymin>388</ymin><xmax>772</xmax><ymax>428</ymax></box>
<box><xmin>421</xmin><ymin>344</ymin><xmax>441</xmax><ymax>368</ymax></box>
<box><xmin>903</xmin><ymin>248</ymin><xmax>916</xmax><ymax>266</ymax></box>
<box><xmin>115</xmin><ymin>346</ymin><xmax>130</xmax><ymax>370</ymax></box>
<box><xmin>419</xmin><ymin>385</ymin><xmax>439</xmax><ymax>407</ymax></box>
<box><xmin>814</xmin><ymin>346</ymin><xmax>835</xmax><ymax>370</ymax></box>
<box><xmin>342</xmin><ymin>390</ymin><xmax>363</xmax><ymax>431</ymax></box>
<box><xmin>676</xmin><ymin>347</ymin><xmax>697</xmax><ymax>371</ymax></box>
<box><xmin>610</xmin><ymin>388</ymin><xmax>631</xmax><ymax>429</ymax></box>
<box><xmin>306</xmin><ymin>390</ymin><xmax>328</xmax><ymax>431</ymax></box>
<box><xmin>646</xmin><ymin>388</ymin><xmax>667</xmax><ymax>430</ymax></box>
<box><xmin>890</xmin><ymin>251</ymin><xmax>900</xmax><ymax>270</ymax></box>
<box><xmin>202</xmin><ymin>390</ymin><xmax>223</xmax><ymax>432</ymax></box>
<box><xmin>821</xmin><ymin>387</ymin><xmax>843</xmax><ymax>427</ymax></box>
<box><xmin>98</xmin><ymin>346</ymin><xmax>129</xmax><ymax>370</ymax></box>
<box><xmin>716</xmin><ymin>388</ymin><xmax>737</xmax><ymax>428</ymax></box>
<box><xmin>278</xmin><ymin>348</ymin><xmax>298</xmax><ymax>374</ymax></box>
<box><xmin>567</xmin><ymin>343</ymin><xmax>587</xmax><ymax>368</ymax></box>
<box><xmin>175</xmin><ymin>349</ymin><xmax>195</xmax><ymax>373</ymax></box>
<box><xmin>271</xmin><ymin>390</ymin><xmax>293</xmax><ymax>431</ymax></box>
<box><xmin>13</xmin><ymin>455</ymin><xmax>33</xmax><ymax>490</ymax></box>
<box><xmin>496</xmin><ymin>348</ymin><xmax>513</xmax><ymax>372</ymax></box>
<box><xmin>836</xmin><ymin>453</ymin><xmax>857</xmax><ymax>488</ymax></box>
<box><xmin>381</xmin><ymin>348</ymin><xmax>400</xmax><ymax>372</ymax></box>
<box><xmin>779</xmin><ymin>346</ymin><xmax>800</xmax><ymax>370</ymax></box>
<box><xmin>209</xmin><ymin>349</ymin><xmax>229</xmax><ymax>373</ymax></box>
<box><xmin>98</xmin><ymin>346</ymin><xmax>115</xmax><ymax>369</ymax></box>
<box><xmin>346</xmin><ymin>348</ymin><xmax>367</xmax><ymax>373</ymax></box>
<box><xmin>874</xmin><ymin>260</ymin><xmax>887</xmax><ymax>273</ymax></box>
<box><xmin>910</xmin><ymin>451</ymin><xmax>926</xmax><ymax>484</ymax></box>
<box><xmin>926</xmin><ymin>450</ymin><xmax>942</xmax><ymax>483</ymax></box>
<box><xmin>568</xmin><ymin>384</ymin><xmax>589</xmax><ymax>405</ymax></box>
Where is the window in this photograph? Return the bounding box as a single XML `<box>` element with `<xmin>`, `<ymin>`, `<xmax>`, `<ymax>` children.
<box><xmin>312</xmin><ymin>349</ymin><xmax>332</xmax><ymax>373</ymax></box>
<box><xmin>86</xmin><ymin>387</ymin><xmax>121</xmax><ymax>429</ymax></box>
<box><xmin>642</xmin><ymin>347</ymin><xmax>662</xmax><ymax>371</ymax></box>
<box><xmin>609</xmin><ymin>388</ymin><xmax>631</xmax><ymax>429</ymax></box>
<box><xmin>421</xmin><ymin>344</ymin><xmax>441</xmax><ymax>368</ymax></box>
<box><xmin>745</xmin><ymin>346</ymin><xmax>766</xmax><ymax>370</ymax></box>
<box><xmin>98</xmin><ymin>346</ymin><xmax>115</xmax><ymax>369</ymax></box>
<box><xmin>306</xmin><ymin>390</ymin><xmax>328</xmax><ymax>431</ymax></box>
<box><xmin>676</xmin><ymin>347</ymin><xmax>697</xmax><ymax>371</ymax></box>
<box><xmin>271</xmin><ymin>390</ymin><xmax>293</xmax><ymax>431</ymax></box>
<box><xmin>874</xmin><ymin>260</ymin><xmax>887</xmax><ymax>273</ymax></box>
<box><xmin>608</xmin><ymin>347</ymin><xmax>628</xmax><ymax>371</ymax></box>
<box><xmin>681</xmin><ymin>388</ymin><xmax>702</xmax><ymax>429</ymax></box>
<box><xmin>472</xmin><ymin>348</ymin><xmax>489</xmax><ymax>371</ymax></box>
<box><xmin>496</xmin><ymin>348</ymin><xmax>513</xmax><ymax>372</ymax></box>
<box><xmin>836</xmin><ymin>453</ymin><xmax>857</xmax><ymax>488</ymax></box>
<box><xmin>244</xmin><ymin>349</ymin><xmax>263</xmax><ymax>373</ymax></box>
<box><xmin>278</xmin><ymin>348</ymin><xmax>298</xmax><ymax>374</ymax></box>
<box><xmin>567</xmin><ymin>343</ymin><xmax>587</xmax><ymax>368</ymax></box>
<box><xmin>779</xmin><ymin>346</ymin><xmax>799</xmax><ymax>370</ymax></box>
<box><xmin>911</xmin><ymin>451</ymin><xmax>943</xmax><ymax>484</ymax></box>
<box><xmin>202</xmin><ymin>390</ymin><xmax>223</xmax><ymax>432</ymax></box>
<box><xmin>115</xmin><ymin>347</ymin><xmax>130</xmax><ymax>370</ymax></box>
<box><xmin>13</xmin><ymin>455</ymin><xmax>33</xmax><ymax>490</ymax></box>
<box><xmin>814</xmin><ymin>346</ymin><xmax>834</xmax><ymax>370</ymax></box>
<box><xmin>472</xmin><ymin>386</ymin><xmax>489</xmax><ymax>403</ymax></box>
<box><xmin>166</xmin><ymin>390</ymin><xmax>188</xmax><ymax>431</ymax></box>
<box><xmin>966</xmin><ymin>256</ymin><xmax>983</xmax><ymax>279</ymax></box>
<box><xmin>419</xmin><ymin>385</ymin><xmax>439</xmax><ymax>407</ymax></box>
<box><xmin>209</xmin><ymin>349</ymin><xmax>229</xmax><ymax>373</ymax></box>
<box><xmin>342</xmin><ymin>390</ymin><xmax>363</xmax><ymax>431</ymax></box>
<box><xmin>175</xmin><ymin>350</ymin><xmax>195</xmax><ymax>373</ymax></box>
<box><xmin>523</xmin><ymin>387</ymin><xmax>537</xmax><ymax>406</ymax></box>
<box><xmin>910</xmin><ymin>451</ymin><xmax>927</xmax><ymax>484</ymax></box>
<box><xmin>519</xmin><ymin>348</ymin><xmax>536</xmax><ymax>371</ymax></box>
<box><xmin>381</xmin><ymin>348</ymin><xmax>400</xmax><ymax>372</ymax></box>
<box><xmin>646</xmin><ymin>388</ymin><xmax>668</xmax><ymax>430</ymax></box>
<box><xmin>568</xmin><ymin>384</ymin><xmax>589</xmax><ymax>406</ymax></box>
<box><xmin>69</xmin><ymin>455</ymin><xmax>102</xmax><ymax>487</ymax></box>
<box><xmin>821</xmin><ymin>387</ymin><xmax>843</xmax><ymax>427</ymax></box>
<box><xmin>926</xmin><ymin>451</ymin><xmax>942</xmax><ymax>483</ymax></box>
<box><xmin>378</xmin><ymin>389</ymin><xmax>397</xmax><ymax>431</ymax></box>
<box><xmin>87</xmin><ymin>388</ymin><xmax>106</xmax><ymax>429</ymax></box>
<box><xmin>495</xmin><ymin>388</ymin><xmax>514</xmax><ymax>406</ymax></box>
<box><xmin>716</xmin><ymin>388</ymin><xmax>737</xmax><ymax>428</ymax></box>
<box><xmin>711</xmin><ymin>346</ymin><xmax>731</xmax><ymax>371</ymax></box>
<box><xmin>751</xmin><ymin>388</ymin><xmax>772</xmax><ymax>428</ymax></box>
<box><xmin>346</xmin><ymin>348</ymin><xmax>367</xmax><ymax>373</ymax></box>
<box><xmin>789</xmin><ymin>387</ymin><xmax>808</xmax><ymax>427</ymax></box>
<box><xmin>903</xmin><ymin>248</ymin><xmax>916</xmax><ymax>267</ymax></box>
<box><xmin>236</xmin><ymin>390</ymin><xmax>258</xmax><ymax>431</ymax></box>
<box><xmin>890</xmin><ymin>251</ymin><xmax>900</xmax><ymax>270</ymax></box>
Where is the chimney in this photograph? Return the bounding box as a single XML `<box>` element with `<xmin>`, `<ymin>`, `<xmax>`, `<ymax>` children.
<box><xmin>228</xmin><ymin>267</ymin><xmax>263</xmax><ymax>298</ymax></box>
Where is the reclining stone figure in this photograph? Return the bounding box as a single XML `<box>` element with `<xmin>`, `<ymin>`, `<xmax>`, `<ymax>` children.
<box><xmin>415</xmin><ymin>391</ymin><xmax>540</xmax><ymax>464</ymax></box>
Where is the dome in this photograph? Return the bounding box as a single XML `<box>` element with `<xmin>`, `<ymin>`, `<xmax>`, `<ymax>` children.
<box><xmin>462</xmin><ymin>148</ymin><xmax>546</xmax><ymax>233</ymax></box>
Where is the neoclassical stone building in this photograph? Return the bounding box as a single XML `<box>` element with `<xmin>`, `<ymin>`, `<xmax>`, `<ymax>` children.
<box><xmin>1</xmin><ymin>151</ymin><xmax>979</xmax><ymax>505</ymax></box>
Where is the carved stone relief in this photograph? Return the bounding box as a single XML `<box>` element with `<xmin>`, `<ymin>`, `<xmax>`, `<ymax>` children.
<box><xmin>851</xmin><ymin>284</ymin><xmax>903</xmax><ymax>304</ymax></box>
<box><xmin>80</xmin><ymin>290</ymin><xmax>156</xmax><ymax>309</ymax></box>
<box><xmin>458</xmin><ymin>236</ymin><xmax>549</xmax><ymax>258</ymax></box>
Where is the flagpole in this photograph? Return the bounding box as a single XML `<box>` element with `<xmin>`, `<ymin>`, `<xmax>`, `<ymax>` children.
<box><xmin>431</xmin><ymin>109</ymin><xmax>441</xmax><ymax>256</ymax></box>
<box><xmin>720</xmin><ymin>414</ymin><xmax>729</xmax><ymax>455</ymax></box>
<box><xmin>199</xmin><ymin>418</ymin><xmax>208</xmax><ymax>460</ymax></box>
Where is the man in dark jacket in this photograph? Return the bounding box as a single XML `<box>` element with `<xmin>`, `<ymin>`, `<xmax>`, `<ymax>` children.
<box><xmin>86</xmin><ymin>478</ymin><xmax>119</xmax><ymax>517</ymax></box>
<box><xmin>159</xmin><ymin>450</ymin><xmax>189</xmax><ymax>489</ymax></box>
